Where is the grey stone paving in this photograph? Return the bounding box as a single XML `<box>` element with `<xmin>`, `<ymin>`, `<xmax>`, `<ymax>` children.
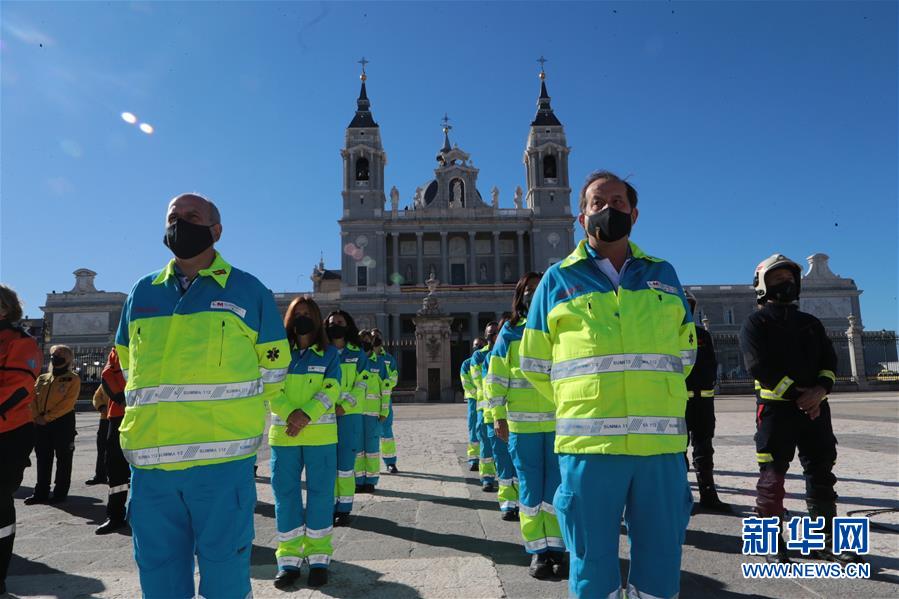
<box><xmin>6</xmin><ymin>393</ymin><xmax>899</xmax><ymax>598</ymax></box>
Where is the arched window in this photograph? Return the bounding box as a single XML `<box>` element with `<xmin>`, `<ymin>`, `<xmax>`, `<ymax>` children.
<box><xmin>543</xmin><ymin>155</ymin><xmax>557</xmax><ymax>180</ymax></box>
<box><xmin>355</xmin><ymin>157</ymin><xmax>370</xmax><ymax>181</ymax></box>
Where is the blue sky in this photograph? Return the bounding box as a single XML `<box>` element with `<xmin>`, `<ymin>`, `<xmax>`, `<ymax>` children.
<box><xmin>2</xmin><ymin>1</ymin><xmax>896</xmax><ymax>331</ymax></box>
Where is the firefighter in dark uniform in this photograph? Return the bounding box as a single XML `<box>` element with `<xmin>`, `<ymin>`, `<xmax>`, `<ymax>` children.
<box><xmin>683</xmin><ymin>291</ymin><xmax>731</xmax><ymax>513</ymax></box>
<box><xmin>739</xmin><ymin>253</ymin><xmax>861</xmax><ymax>564</ymax></box>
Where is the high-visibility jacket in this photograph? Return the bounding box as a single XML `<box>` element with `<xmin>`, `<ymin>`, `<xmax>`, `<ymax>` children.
<box><xmin>487</xmin><ymin>319</ymin><xmax>555</xmax><ymax>434</ymax></box>
<box><xmin>33</xmin><ymin>371</ymin><xmax>80</xmax><ymax>422</ymax></box>
<box><xmin>336</xmin><ymin>343</ymin><xmax>368</xmax><ymax>416</ymax></box>
<box><xmin>360</xmin><ymin>352</ymin><xmax>385</xmax><ymax>418</ymax></box>
<box><xmin>470</xmin><ymin>345</ymin><xmax>494</xmax><ymax>423</ymax></box>
<box><xmin>0</xmin><ymin>324</ymin><xmax>41</xmax><ymax>433</ymax></box>
<box><xmin>374</xmin><ymin>349</ymin><xmax>397</xmax><ymax>417</ymax></box>
<box><xmin>369</xmin><ymin>350</ymin><xmax>394</xmax><ymax>418</ymax></box>
<box><xmin>101</xmin><ymin>348</ymin><xmax>126</xmax><ymax>419</ymax></box>
<box><xmin>520</xmin><ymin>240</ymin><xmax>696</xmax><ymax>456</ymax></box>
<box><xmin>115</xmin><ymin>252</ymin><xmax>291</xmax><ymax>470</ymax></box>
<box><xmin>270</xmin><ymin>344</ymin><xmax>341</xmax><ymax>446</ymax></box>
<box><xmin>460</xmin><ymin>357</ymin><xmax>477</xmax><ymax>400</ymax></box>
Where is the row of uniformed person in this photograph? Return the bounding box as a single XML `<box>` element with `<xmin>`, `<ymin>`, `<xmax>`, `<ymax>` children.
<box><xmin>463</xmin><ymin>171</ymin><xmax>699</xmax><ymax>597</ymax></box>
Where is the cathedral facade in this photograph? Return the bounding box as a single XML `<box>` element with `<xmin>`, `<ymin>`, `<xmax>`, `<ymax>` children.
<box><xmin>300</xmin><ymin>67</ymin><xmax>577</xmax><ymax>385</ymax></box>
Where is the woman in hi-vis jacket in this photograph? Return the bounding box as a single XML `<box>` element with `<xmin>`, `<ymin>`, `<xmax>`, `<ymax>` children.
<box><xmin>270</xmin><ymin>297</ymin><xmax>341</xmax><ymax>590</ymax></box>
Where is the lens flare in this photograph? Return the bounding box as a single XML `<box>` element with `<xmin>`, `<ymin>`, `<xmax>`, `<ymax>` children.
<box><xmin>139</xmin><ymin>123</ymin><xmax>154</xmax><ymax>134</ymax></box>
<box><xmin>390</xmin><ymin>272</ymin><xmax>405</xmax><ymax>285</ymax></box>
<box><xmin>121</xmin><ymin>112</ymin><xmax>137</xmax><ymax>124</ymax></box>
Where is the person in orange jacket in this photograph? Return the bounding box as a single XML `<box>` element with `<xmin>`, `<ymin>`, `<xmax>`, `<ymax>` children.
<box><xmin>96</xmin><ymin>348</ymin><xmax>129</xmax><ymax>534</ymax></box>
<box><xmin>26</xmin><ymin>345</ymin><xmax>80</xmax><ymax>505</ymax></box>
<box><xmin>0</xmin><ymin>285</ymin><xmax>42</xmax><ymax>595</ymax></box>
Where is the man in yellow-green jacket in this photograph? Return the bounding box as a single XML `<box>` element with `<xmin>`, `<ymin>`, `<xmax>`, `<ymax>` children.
<box><xmin>520</xmin><ymin>172</ymin><xmax>696</xmax><ymax>599</ymax></box>
<box><xmin>116</xmin><ymin>193</ymin><xmax>290</xmax><ymax>599</ymax></box>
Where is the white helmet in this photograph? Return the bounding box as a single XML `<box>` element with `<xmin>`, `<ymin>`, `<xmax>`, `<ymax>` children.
<box><xmin>753</xmin><ymin>254</ymin><xmax>802</xmax><ymax>304</ymax></box>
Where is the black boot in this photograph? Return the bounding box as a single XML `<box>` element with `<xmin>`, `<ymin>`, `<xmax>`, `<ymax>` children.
<box><xmin>386</xmin><ymin>464</ymin><xmax>399</xmax><ymax>474</ymax></box>
<box><xmin>548</xmin><ymin>551</ymin><xmax>569</xmax><ymax>579</ymax></box>
<box><xmin>482</xmin><ymin>481</ymin><xmax>497</xmax><ymax>492</ymax></box>
<box><xmin>806</xmin><ymin>501</ymin><xmax>866</xmax><ymax>565</ymax></box>
<box><xmin>501</xmin><ymin>508</ymin><xmax>520</xmax><ymax>522</ymax></box>
<box><xmin>273</xmin><ymin>569</ymin><xmax>302</xmax><ymax>590</ymax></box>
<box><xmin>528</xmin><ymin>553</ymin><xmax>553</xmax><ymax>579</ymax></box>
<box><xmin>95</xmin><ymin>519</ymin><xmax>127</xmax><ymax>535</ymax></box>
<box><xmin>469</xmin><ymin>461</ymin><xmax>479</xmax><ymax>472</ymax></box>
<box><xmin>762</xmin><ymin>511</ymin><xmax>792</xmax><ymax>564</ymax></box>
<box><xmin>695</xmin><ymin>468</ymin><xmax>733</xmax><ymax>513</ymax></box>
<box><xmin>308</xmin><ymin>567</ymin><xmax>328</xmax><ymax>587</ymax></box>
<box><xmin>333</xmin><ymin>512</ymin><xmax>352</xmax><ymax>527</ymax></box>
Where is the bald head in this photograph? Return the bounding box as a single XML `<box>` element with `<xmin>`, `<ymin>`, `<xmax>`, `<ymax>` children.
<box><xmin>167</xmin><ymin>193</ymin><xmax>220</xmax><ymax>226</ymax></box>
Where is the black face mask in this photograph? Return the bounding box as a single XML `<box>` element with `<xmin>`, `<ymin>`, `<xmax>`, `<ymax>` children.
<box><xmin>164</xmin><ymin>218</ymin><xmax>215</xmax><ymax>260</ymax></box>
<box><xmin>373</xmin><ymin>338</ymin><xmax>383</xmax><ymax>348</ymax></box>
<box><xmin>586</xmin><ymin>207</ymin><xmax>632</xmax><ymax>242</ymax></box>
<box><xmin>51</xmin><ymin>355</ymin><xmax>67</xmax><ymax>367</ymax></box>
<box><xmin>361</xmin><ymin>341</ymin><xmax>373</xmax><ymax>353</ymax></box>
<box><xmin>767</xmin><ymin>281</ymin><xmax>798</xmax><ymax>303</ymax></box>
<box><xmin>293</xmin><ymin>316</ymin><xmax>315</xmax><ymax>336</ymax></box>
<box><xmin>519</xmin><ymin>291</ymin><xmax>533</xmax><ymax>315</ymax></box>
<box><xmin>326</xmin><ymin>324</ymin><xmax>347</xmax><ymax>340</ymax></box>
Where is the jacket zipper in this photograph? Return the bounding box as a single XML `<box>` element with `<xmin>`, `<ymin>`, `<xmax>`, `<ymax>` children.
<box><xmin>219</xmin><ymin>320</ymin><xmax>225</xmax><ymax>366</ymax></box>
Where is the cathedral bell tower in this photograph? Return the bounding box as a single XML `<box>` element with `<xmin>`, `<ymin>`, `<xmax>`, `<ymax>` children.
<box><xmin>340</xmin><ymin>59</ymin><xmax>388</xmax><ymax>295</ymax></box>
<box><xmin>342</xmin><ymin>58</ymin><xmax>387</xmax><ymax>220</ymax></box>
<box><xmin>524</xmin><ymin>58</ymin><xmax>574</xmax><ymax>269</ymax></box>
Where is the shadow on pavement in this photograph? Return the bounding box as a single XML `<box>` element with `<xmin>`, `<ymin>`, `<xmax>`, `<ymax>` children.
<box><xmin>42</xmin><ymin>495</ymin><xmax>107</xmax><ymax>525</ymax></box>
<box><xmin>681</xmin><ymin>568</ymin><xmax>776</xmax><ymax>598</ymax></box>
<box><xmin>391</xmin><ymin>469</ymin><xmax>482</xmax><ymax>487</ymax></box>
<box><xmin>350</xmin><ymin>514</ymin><xmax>525</xmax><ymax>566</ymax></box>
<box><xmin>368</xmin><ymin>487</ymin><xmax>499</xmax><ymax>512</ymax></box>
<box><xmin>250</xmin><ymin>544</ymin><xmax>423</xmax><ymax>598</ymax></box>
<box><xmin>7</xmin><ymin>555</ymin><xmax>107</xmax><ymax>597</ymax></box>
<box><xmin>716</xmin><ymin>470</ymin><xmax>899</xmax><ymax>489</ymax></box>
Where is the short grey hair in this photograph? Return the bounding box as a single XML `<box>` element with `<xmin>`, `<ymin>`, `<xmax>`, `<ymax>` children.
<box><xmin>207</xmin><ymin>200</ymin><xmax>221</xmax><ymax>225</ymax></box>
<box><xmin>0</xmin><ymin>284</ymin><xmax>24</xmax><ymax>323</ymax></box>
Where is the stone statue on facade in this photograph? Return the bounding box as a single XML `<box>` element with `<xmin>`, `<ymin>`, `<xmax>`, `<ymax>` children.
<box><xmin>451</xmin><ymin>180</ymin><xmax>463</xmax><ymax>208</ymax></box>
<box><xmin>491</xmin><ymin>186</ymin><xmax>499</xmax><ymax>208</ymax></box>
<box><xmin>513</xmin><ymin>186</ymin><xmax>523</xmax><ymax>209</ymax></box>
<box><xmin>418</xmin><ymin>274</ymin><xmax>441</xmax><ymax>315</ymax></box>
<box><xmin>390</xmin><ymin>185</ymin><xmax>399</xmax><ymax>212</ymax></box>
<box><xmin>413</xmin><ymin>186</ymin><xmax>423</xmax><ymax>208</ymax></box>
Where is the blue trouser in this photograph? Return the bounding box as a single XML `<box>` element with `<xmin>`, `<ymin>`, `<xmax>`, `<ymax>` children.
<box><xmin>272</xmin><ymin>444</ymin><xmax>337</xmax><ymax>570</ymax></box>
<box><xmin>128</xmin><ymin>457</ymin><xmax>256</xmax><ymax>599</ymax></box>
<box><xmin>355</xmin><ymin>415</ymin><xmax>381</xmax><ymax>487</ymax></box>
<box><xmin>380</xmin><ymin>406</ymin><xmax>397</xmax><ymax>466</ymax></box>
<box><xmin>336</xmin><ymin>413</ymin><xmax>362</xmax><ymax>514</ymax></box>
<box><xmin>509</xmin><ymin>431</ymin><xmax>563</xmax><ymax>554</ymax></box>
<box><xmin>475</xmin><ymin>410</ymin><xmax>495</xmax><ymax>484</ymax></box>
<box><xmin>555</xmin><ymin>453</ymin><xmax>692</xmax><ymax>599</ymax></box>
<box><xmin>487</xmin><ymin>422</ymin><xmax>519</xmax><ymax>512</ymax></box>
<box><xmin>466</xmin><ymin>399</ymin><xmax>480</xmax><ymax>465</ymax></box>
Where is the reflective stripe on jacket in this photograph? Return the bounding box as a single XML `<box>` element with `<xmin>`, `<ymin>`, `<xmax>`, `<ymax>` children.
<box><xmin>470</xmin><ymin>345</ymin><xmax>493</xmax><ymax>421</ymax></box>
<box><xmin>270</xmin><ymin>344</ymin><xmax>341</xmax><ymax>446</ymax></box>
<box><xmin>460</xmin><ymin>357</ymin><xmax>477</xmax><ymax>400</ymax></box>
<box><xmin>520</xmin><ymin>240</ymin><xmax>696</xmax><ymax>456</ymax></box>
<box><xmin>336</xmin><ymin>344</ymin><xmax>367</xmax><ymax>416</ymax></box>
<box><xmin>487</xmin><ymin>319</ymin><xmax>555</xmax><ymax>433</ymax></box>
<box><xmin>116</xmin><ymin>252</ymin><xmax>291</xmax><ymax>470</ymax></box>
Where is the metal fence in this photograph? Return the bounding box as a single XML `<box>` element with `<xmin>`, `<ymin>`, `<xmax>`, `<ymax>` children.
<box><xmin>710</xmin><ymin>330</ymin><xmax>899</xmax><ymax>385</ymax></box>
